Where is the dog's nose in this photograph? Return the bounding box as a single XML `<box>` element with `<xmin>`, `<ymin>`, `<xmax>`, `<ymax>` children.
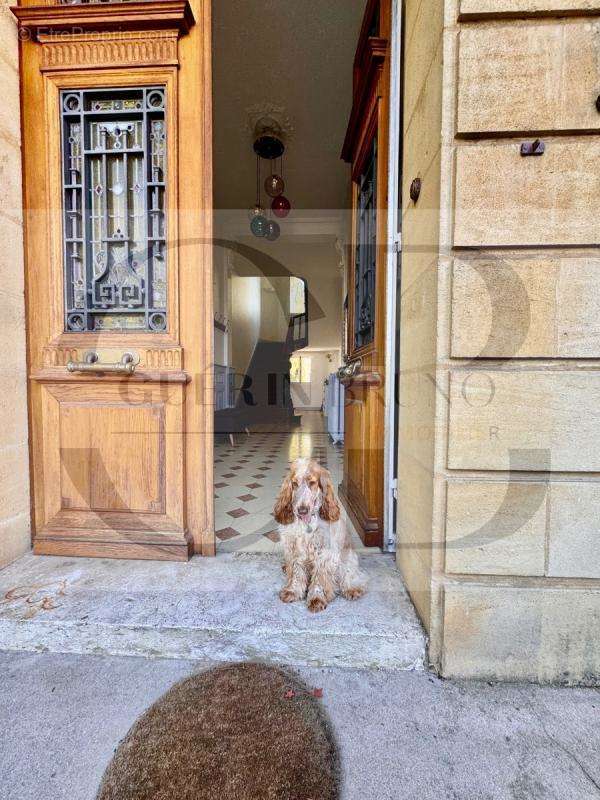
<box><xmin>298</xmin><ymin>505</ymin><xmax>309</xmax><ymax>516</ymax></box>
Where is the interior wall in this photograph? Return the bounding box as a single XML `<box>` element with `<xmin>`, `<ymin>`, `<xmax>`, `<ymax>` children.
<box><xmin>230</xmin><ymin>276</ymin><xmax>261</xmax><ymax>378</ymax></box>
<box><xmin>0</xmin><ymin>0</ymin><xmax>30</xmax><ymax>569</ymax></box>
<box><xmin>220</xmin><ymin>237</ymin><xmax>344</xmax><ymax>393</ymax></box>
<box><xmin>214</xmin><ymin>327</ymin><xmax>228</xmax><ymax>366</ymax></box>
<box><xmin>254</xmin><ymin>239</ymin><xmax>344</xmax><ymax>351</ymax></box>
<box><xmin>213</xmin><ymin>247</ymin><xmax>229</xmax><ymax>366</ymax></box>
<box><xmin>396</xmin><ymin>0</ymin><xmax>444</xmax><ymax>629</ymax></box>
<box><xmin>291</xmin><ymin>349</ymin><xmax>341</xmax><ymax>410</ymax></box>
<box><xmin>213</xmin><ymin>248</ymin><xmax>226</xmax><ymax>319</ymax></box>
<box><xmin>259</xmin><ymin>278</ymin><xmax>288</xmax><ymax>342</ymax></box>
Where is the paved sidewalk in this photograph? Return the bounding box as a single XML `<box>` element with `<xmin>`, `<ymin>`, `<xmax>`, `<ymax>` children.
<box><xmin>1</xmin><ymin>650</ymin><xmax>599</xmax><ymax>800</ymax></box>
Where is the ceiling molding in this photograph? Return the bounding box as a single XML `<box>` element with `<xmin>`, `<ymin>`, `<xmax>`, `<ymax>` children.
<box><xmin>245</xmin><ymin>103</ymin><xmax>295</xmax><ymax>145</ymax></box>
<box><xmin>216</xmin><ymin>211</ymin><xmax>348</xmax><ymax>240</ymax></box>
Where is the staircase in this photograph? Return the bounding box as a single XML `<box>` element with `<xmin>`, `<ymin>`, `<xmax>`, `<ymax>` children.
<box><xmin>215</xmin><ymin>276</ymin><xmax>308</xmax><ymax>433</ymax></box>
<box><xmin>235</xmin><ymin>339</ymin><xmax>301</xmax><ymax>428</ymax></box>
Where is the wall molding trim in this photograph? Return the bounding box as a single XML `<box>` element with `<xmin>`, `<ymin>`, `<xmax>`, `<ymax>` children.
<box><xmin>11</xmin><ymin>0</ymin><xmax>194</xmax><ymax>39</ymax></box>
<box><xmin>38</xmin><ymin>30</ymin><xmax>180</xmax><ymax>71</ymax></box>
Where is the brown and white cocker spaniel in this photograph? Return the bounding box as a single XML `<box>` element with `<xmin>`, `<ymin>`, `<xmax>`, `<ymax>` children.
<box><xmin>273</xmin><ymin>458</ymin><xmax>367</xmax><ymax>613</ymax></box>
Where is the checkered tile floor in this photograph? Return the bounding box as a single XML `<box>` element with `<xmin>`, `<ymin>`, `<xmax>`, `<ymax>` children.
<box><xmin>213</xmin><ymin>413</ymin><xmax>373</xmax><ymax>554</ymax></box>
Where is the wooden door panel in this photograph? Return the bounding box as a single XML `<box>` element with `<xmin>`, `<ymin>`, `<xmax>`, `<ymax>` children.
<box><xmin>59</xmin><ymin>412</ymin><xmax>91</xmax><ymax>510</ymax></box>
<box><xmin>340</xmin><ymin>373</ymin><xmax>384</xmax><ymax>546</ymax></box>
<box><xmin>35</xmin><ymin>379</ymin><xmax>186</xmax><ymax>558</ymax></box>
<box><xmin>345</xmin><ymin>388</ymin><xmax>367</xmax><ymax>499</ymax></box>
<box><xmin>15</xmin><ymin>0</ymin><xmax>213</xmax><ymax>559</ymax></box>
<box><xmin>339</xmin><ymin>0</ymin><xmax>390</xmax><ymax>547</ymax></box>
<box><xmin>59</xmin><ymin>403</ymin><xmax>163</xmax><ymax>514</ymax></box>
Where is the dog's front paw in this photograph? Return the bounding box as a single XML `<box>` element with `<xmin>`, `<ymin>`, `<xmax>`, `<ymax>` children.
<box><xmin>279</xmin><ymin>587</ymin><xmax>299</xmax><ymax>603</ymax></box>
<box><xmin>342</xmin><ymin>585</ymin><xmax>366</xmax><ymax>601</ymax></box>
<box><xmin>307</xmin><ymin>595</ymin><xmax>328</xmax><ymax>613</ymax></box>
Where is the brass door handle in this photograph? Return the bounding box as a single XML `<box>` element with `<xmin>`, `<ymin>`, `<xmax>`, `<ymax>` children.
<box><xmin>337</xmin><ymin>358</ymin><xmax>362</xmax><ymax>380</ymax></box>
<box><xmin>67</xmin><ymin>352</ymin><xmax>136</xmax><ymax>375</ymax></box>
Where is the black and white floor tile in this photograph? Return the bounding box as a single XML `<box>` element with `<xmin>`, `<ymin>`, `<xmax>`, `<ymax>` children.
<box><xmin>213</xmin><ymin>413</ymin><xmax>374</xmax><ymax>555</ymax></box>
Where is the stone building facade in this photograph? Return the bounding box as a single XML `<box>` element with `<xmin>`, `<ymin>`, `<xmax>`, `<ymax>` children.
<box><xmin>0</xmin><ymin>0</ymin><xmax>29</xmax><ymax>568</ymax></box>
<box><xmin>399</xmin><ymin>0</ymin><xmax>600</xmax><ymax>683</ymax></box>
<box><xmin>1</xmin><ymin>0</ymin><xmax>599</xmax><ymax>684</ymax></box>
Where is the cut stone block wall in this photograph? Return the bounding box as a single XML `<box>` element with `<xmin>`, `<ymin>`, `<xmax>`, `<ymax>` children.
<box><xmin>459</xmin><ymin>0</ymin><xmax>600</xmax><ymax>17</ymax></box>
<box><xmin>398</xmin><ymin>0</ymin><xmax>600</xmax><ymax>683</ymax></box>
<box><xmin>0</xmin><ymin>0</ymin><xmax>30</xmax><ymax>568</ymax></box>
<box><xmin>396</xmin><ymin>0</ymin><xmax>445</xmax><ymax>630</ymax></box>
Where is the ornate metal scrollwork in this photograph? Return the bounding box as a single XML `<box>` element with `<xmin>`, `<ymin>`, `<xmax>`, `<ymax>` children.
<box><xmin>354</xmin><ymin>138</ymin><xmax>377</xmax><ymax>349</ymax></box>
<box><xmin>61</xmin><ymin>86</ymin><xmax>168</xmax><ymax>332</ymax></box>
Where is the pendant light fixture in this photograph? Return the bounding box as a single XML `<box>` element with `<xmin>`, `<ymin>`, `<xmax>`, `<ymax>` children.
<box><xmin>249</xmin><ymin>121</ymin><xmax>292</xmax><ymax>240</ymax></box>
<box><xmin>253</xmin><ymin>116</ymin><xmax>286</xmax><ymax>159</ymax></box>
<box><xmin>250</xmin><ymin>154</ymin><xmax>268</xmax><ymax>238</ymax></box>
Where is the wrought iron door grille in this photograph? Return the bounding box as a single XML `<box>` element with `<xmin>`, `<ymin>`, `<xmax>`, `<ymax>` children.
<box><xmin>60</xmin><ymin>86</ymin><xmax>168</xmax><ymax>332</ymax></box>
<box><xmin>354</xmin><ymin>138</ymin><xmax>377</xmax><ymax>349</ymax></box>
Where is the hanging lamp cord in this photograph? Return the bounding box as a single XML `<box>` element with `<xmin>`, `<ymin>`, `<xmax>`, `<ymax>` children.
<box><xmin>256</xmin><ymin>154</ymin><xmax>261</xmax><ymax>208</ymax></box>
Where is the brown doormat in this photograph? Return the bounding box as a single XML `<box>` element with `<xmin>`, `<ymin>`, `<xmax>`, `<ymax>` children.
<box><xmin>96</xmin><ymin>662</ymin><xmax>340</xmax><ymax>800</ymax></box>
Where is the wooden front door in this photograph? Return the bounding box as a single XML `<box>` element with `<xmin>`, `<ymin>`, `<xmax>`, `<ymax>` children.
<box><xmin>14</xmin><ymin>0</ymin><xmax>214</xmax><ymax>560</ymax></box>
<box><xmin>339</xmin><ymin>0</ymin><xmax>390</xmax><ymax>547</ymax></box>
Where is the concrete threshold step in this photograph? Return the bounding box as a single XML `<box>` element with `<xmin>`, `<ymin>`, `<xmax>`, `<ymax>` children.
<box><xmin>0</xmin><ymin>553</ymin><xmax>427</xmax><ymax>671</ymax></box>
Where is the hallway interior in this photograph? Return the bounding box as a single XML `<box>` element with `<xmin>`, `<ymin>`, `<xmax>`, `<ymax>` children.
<box><xmin>214</xmin><ymin>411</ymin><xmax>371</xmax><ymax>555</ymax></box>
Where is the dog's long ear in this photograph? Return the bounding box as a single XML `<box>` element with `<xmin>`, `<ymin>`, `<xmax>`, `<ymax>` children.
<box><xmin>273</xmin><ymin>472</ymin><xmax>295</xmax><ymax>525</ymax></box>
<box><xmin>319</xmin><ymin>467</ymin><xmax>341</xmax><ymax>522</ymax></box>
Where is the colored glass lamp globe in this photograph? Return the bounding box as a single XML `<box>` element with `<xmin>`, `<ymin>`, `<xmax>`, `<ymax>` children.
<box><xmin>271</xmin><ymin>195</ymin><xmax>291</xmax><ymax>218</ymax></box>
<box><xmin>250</xmin><ymin>214</ymin><xmax>269</xmax><ymax>237</ymax></box>
<box><xmin>264</xmin><ymin>174</ymin><xmax>285</xmax><ymax>198</ymax></box>
<box><xmin>265</xmin><ymin>219</ymin><xmax>281</xmax><ymax>241</ymax></box>
<box><xmin>248</xmin><ymin>204</ymin><xmax>265</xmax><ymax>221</ymax></box>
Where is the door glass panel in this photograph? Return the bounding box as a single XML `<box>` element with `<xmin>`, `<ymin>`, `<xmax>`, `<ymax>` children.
<box><xmin>60</xmin><ymin>87</ymin><xmax>167</xmax><ymax>332</ymax></box>
<box><xmin>354</xmin><ymin>137</ymin><xmax>377</xmax><ymax>349</ymax></box>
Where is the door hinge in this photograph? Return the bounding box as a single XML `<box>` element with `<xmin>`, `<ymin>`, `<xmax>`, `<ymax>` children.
<box><xmin>393</xmin><ymin>232</ymin><xmax>402</xmax><ymax>254</ymax></box>
<box><xmin>390</xmin><ymin>477</ymin><xmax>398</xmax><ymax>500</ymax></box>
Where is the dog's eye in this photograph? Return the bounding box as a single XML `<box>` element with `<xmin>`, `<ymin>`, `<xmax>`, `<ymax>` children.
<box><xmin>309</xmin><ymin>480</ymin><xmax>317</xmax><ymax>488</ymax></box>
<box><xmin>291</xmin><ymin>480</ymin><xmax>299</xmax><ymax>489</ymax></box>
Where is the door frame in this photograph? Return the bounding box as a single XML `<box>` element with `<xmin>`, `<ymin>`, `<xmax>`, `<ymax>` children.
<box><xmin>382</xmin><ymin>0</ymin><xmax>403</xmax><ymax>552</ymax></box>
